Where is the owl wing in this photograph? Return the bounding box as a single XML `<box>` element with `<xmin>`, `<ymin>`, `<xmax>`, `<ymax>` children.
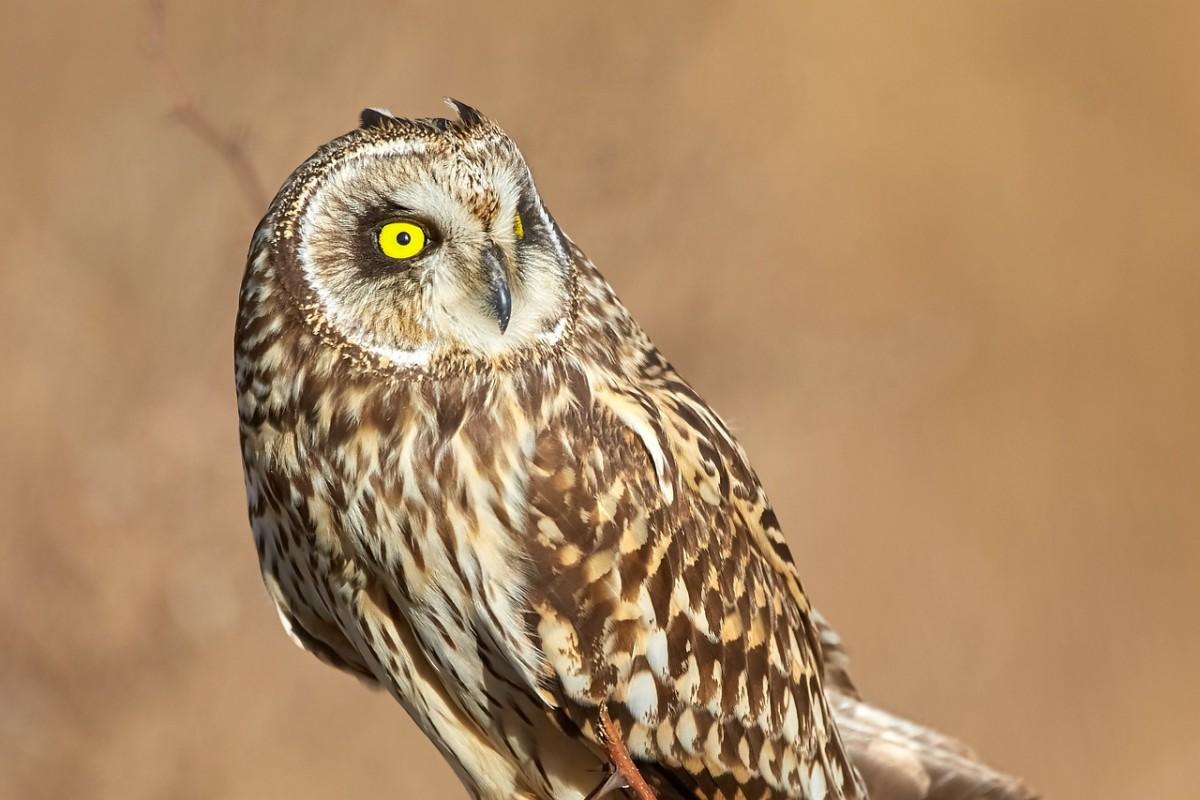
<box><xmin>521</xmin><ymin>360</ymin><xmax>864</xmax><ymax>799</ymax></box>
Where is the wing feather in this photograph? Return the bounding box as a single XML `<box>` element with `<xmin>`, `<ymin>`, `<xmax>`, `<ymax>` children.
<box><xmin>521</xmin><ymin>361</ymin><xmax>863</xmax><ymax>799</ymax></box>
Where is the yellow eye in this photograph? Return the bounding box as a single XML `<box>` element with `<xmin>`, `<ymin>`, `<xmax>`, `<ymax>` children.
<box><xmin>377</xmin><ymin>220</ymin><xmax>427</xmax><ymax>260</ymax></box>
<box><xmin>513</xmin><ymin>212</ymin><xmax>525</xmax><ymax>240</ymax></box>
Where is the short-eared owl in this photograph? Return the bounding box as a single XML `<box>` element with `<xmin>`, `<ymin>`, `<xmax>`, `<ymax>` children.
<box><xmin>235</xmin><ymin>101</ymin><xmax>1035</xmax><ymax>800</ymax></box>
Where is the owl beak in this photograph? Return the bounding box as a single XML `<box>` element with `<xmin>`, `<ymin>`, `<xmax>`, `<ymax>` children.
<box><xmin>481</xmin><ymin>242</ymin><xmax>512</xmax><ymax>334</ymax></box>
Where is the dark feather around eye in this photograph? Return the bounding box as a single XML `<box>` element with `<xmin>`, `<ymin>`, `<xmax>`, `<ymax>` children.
<box><xmin>362</xmin><ymin>204</ymin><xmax>429</xmax><ymax>232</ymax></box>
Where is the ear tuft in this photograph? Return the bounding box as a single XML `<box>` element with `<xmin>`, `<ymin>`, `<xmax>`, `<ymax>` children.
<box><xmin>444</xmin><ymin>98</ymin><xmax>487</xmax><ymax>128</ymax></box>
<box><xmin>359</xmin><ymin>107</ymin><xmax>397</xmax><ymax>129</ymax></box>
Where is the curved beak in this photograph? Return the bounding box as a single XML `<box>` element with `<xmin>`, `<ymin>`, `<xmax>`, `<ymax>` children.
<box><xmin>480</xmin><ymin>242</ymin><xmax>512</xmax><ymax>334</ymax></box>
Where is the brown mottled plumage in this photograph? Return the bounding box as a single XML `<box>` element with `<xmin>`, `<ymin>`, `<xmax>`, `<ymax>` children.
<box><xmin>234</xmin><ymin>101</ymin><xmax>1036</xmax><ymax>800</ymax></box>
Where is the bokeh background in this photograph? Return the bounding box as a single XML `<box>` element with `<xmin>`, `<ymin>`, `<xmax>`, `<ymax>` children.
<box><xmin>3</xmin><ymin>2</ymin><xmax>1198</xmax><ymax>798</ymax></box>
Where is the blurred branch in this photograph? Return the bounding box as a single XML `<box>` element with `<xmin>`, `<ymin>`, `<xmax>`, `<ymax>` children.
<box><xmin>148</xmin><ymin>0</ymin><xmax>268</xmax><ymax>214</ymax></box>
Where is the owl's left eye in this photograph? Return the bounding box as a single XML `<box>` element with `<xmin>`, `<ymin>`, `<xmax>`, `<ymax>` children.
<box><xmin>513</xmin><ymin>213</ymin><xmax>525</xmax><ymax>240</ymax></box>
<box><xmin>377</xmin><ymin>220</ymin><xmax>428</xmax><ymax>260</ymax></box>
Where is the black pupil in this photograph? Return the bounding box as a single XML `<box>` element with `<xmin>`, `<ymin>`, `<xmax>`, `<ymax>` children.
<box><xmin>397</xmin><ymin>230</ymin><xmax>411</xmax><ymax>246</ymax></box>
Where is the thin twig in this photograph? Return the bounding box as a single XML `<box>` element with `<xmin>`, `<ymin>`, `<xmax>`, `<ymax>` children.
<box><xmin>598</xmin><ymin>706</ymin><xmax>657</xmax><ymax>800</ymax></box>
<box><xmin>147</xmin><ymin>0</ymin><xmax>268</xmax><ymax>214</ymax></box>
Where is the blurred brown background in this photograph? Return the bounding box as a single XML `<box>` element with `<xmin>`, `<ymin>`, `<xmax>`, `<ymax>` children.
<box><xmin>2</xmin><ymin>2</ymin><xmax>1198</xmax><ymax>798</ymax></box>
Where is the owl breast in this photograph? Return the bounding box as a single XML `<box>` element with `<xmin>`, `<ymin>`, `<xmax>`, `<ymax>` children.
<box><xmin>240</xmin><ymin>351</ymin><xmax>607</xmax><ymax>799</ymax></box>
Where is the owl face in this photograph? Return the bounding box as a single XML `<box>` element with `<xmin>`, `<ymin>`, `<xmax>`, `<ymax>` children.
<box><xmin>272</xmin><ymin>102</ymin><xmax>574</xmax><ymax>370</ymax></box>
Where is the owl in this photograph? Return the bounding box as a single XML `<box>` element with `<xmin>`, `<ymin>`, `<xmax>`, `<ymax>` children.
<box><xmin>235</xmin><ymin>100</ymin><xmax>1036</xmax><ymax>800</ymax></box>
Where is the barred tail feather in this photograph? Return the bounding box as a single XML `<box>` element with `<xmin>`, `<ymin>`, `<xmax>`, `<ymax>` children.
<box><xmin>828</xmin><ymin>690</ymin><xmax>1038</xmax><ymax>800</ymax></box>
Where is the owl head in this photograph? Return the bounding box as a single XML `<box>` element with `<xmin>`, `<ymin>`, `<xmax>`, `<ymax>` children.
<box><xmin>251</xmin><ymin>100</ymin><xmax>575</xmax><ymax>373</ymax></box>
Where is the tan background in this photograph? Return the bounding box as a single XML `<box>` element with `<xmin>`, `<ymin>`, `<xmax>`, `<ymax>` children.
<box><xmin>3</xmin><ymin>2</ymin><xmax>1198</xmax><ymax>798</ymax></box>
